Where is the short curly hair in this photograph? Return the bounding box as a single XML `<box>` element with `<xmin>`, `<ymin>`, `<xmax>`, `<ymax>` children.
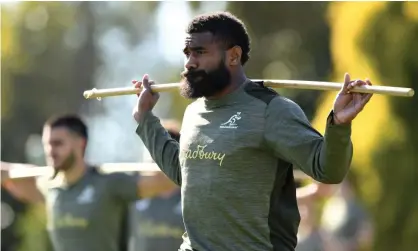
<box><xmin>186</xmin><ymin>11</ymin><xmax>251</xmax><ymax>65</ymax></box>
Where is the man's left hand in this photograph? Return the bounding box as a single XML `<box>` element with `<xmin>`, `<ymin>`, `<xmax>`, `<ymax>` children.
<box><xmin>333</xmin><ymin>73</ymin><xmax>373</xmax><ymax>125</ymax></box>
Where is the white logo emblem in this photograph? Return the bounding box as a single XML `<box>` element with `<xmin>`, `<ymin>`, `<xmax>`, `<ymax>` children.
<box><xmin>76</xmin><ymin>186</ymin><xmax>95</xmax><ymax>204</ymax></box>
<box><xmin>220</xmin><ymin>112</ymin><xmax>241</xmax><ymax>129</ymax></box>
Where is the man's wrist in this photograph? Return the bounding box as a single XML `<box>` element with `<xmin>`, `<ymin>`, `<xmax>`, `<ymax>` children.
<box><xmin>324</xmin><ymin>111</ymin><xmax>352</xmax><ymax>148</ymax></box>
<box><xmin>332</xmin><ymin>113</ymin><xmax>343</xmax><ymax>125</ymax></box>
<box><xmin>329</xmin><ymin>110</ymin><xmax>347</xmax><ymax>126</ymax></box>
<box><xmin>134</xmin><ymin>110</ymin><xmax>153</xmax><ymax>125</ymax></box>
<box><xmin>327</xmin><ymin>110</ymin><xmax>350</xmax><ymax>127</ymax></box>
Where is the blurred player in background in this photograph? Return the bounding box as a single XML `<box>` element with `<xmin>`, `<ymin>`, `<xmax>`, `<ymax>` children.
<box><xmin>1</xmin><ymin>114</ymin><xmax>177</xmax><ymax>251</ymax></box>
<box><xmin>320</xmin><ymin>180</ymin><xmax>373</xmax><ymax>251</ymax></box>
<box><xmin>294</xmin><ymin>180</ymin><xmax>327</xmax><ymax>251</ymax></box>
<box><xmin>294</xmin><ymin>179</ymin><xmax>373</xmax><ymax>251</ymax></box>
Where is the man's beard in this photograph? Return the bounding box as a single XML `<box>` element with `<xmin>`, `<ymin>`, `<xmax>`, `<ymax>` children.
<box><xmin>180</xmin><ymin>59</ymin><xmax>231</xmax><ymax>99</ymax></box>
<box><xmin>50</xmin><ymin>151</ymin><xmax>76</xmax><ymax>179</ymax></box>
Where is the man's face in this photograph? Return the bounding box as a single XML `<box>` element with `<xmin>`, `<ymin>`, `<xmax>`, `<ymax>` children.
<box><xmin>180</xmin><ymin>32</ymin><xmax>232</xmax><ymax>99</ymax></box>
<box><xmin>42</xmin><ymin>126</ymin><xmax>80</xmax><ymax>171</ymax></box>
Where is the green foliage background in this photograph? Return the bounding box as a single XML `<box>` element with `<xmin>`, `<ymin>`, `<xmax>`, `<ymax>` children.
<box><xmin>2</xmin><ymin>1</ymin><xmax>418</xmax><ymax>251</ymax></box>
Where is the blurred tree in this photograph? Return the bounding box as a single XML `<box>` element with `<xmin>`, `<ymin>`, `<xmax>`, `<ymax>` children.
<box><xmin>1</xmin><ymin>1</ymin><xmax>99</xmax><ymax>162</ymax></box>
<box><xmin>359</xmin><ymin>2</ymin><xmax>418</xmax><ymax>250</ymax></box>
<box><xmin>97</xmin><ymin>1</ymin><xmax>160</xmax><ymax>47</ymax></box>
<box><xmin>1</xmin><ymin>0</ymin><xmax>163</xmax><ymax>159</ymax></box>
<box><xmin>312</xmin><ymin>2</ymin><xmax>418</xmax><ymax>251</ymax></box>
<box><xmin>1</xmin><ymin>2</ymin><xmax>99</xmax><ymax>251</ymax></box>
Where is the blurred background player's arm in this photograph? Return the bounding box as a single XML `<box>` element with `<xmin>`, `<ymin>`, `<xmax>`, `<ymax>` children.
<box><xmin>296</xmin><ymin>183</ymin><xmax>319</xmax><ymax>203</ymax></box>
<box><xmin>1</xmin><ymin>162</ymin><xmax>45</xmax><ymax>204</ymax></box>
<box><xmin>2</xmin><ymin>161</ymin><xmax>177</xmax><ymax>202</ymax></box>
<box><xmin>105</xmin><ymin>169</ymin><xmax>177</xmax><ymax>203</ymax></box>
<box><xmin>296</xmin><ymin>182</ymin><xmax>337</xmax><ymax>204</ymax></box>
<box><xmin>136</xmin><ymin>171</ymin><xmax>178</xmax><ymax>198</ymax></box>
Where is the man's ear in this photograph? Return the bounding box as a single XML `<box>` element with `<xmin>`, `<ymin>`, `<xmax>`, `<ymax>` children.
<box><xmin>228</xmin><ymin>46</ymin><xmax>242</xmax><ymax>66</ymax></box>
<box><xmin>75</xmin><ymin>137</ymin><xmax>87</xmax><ymax>154</ymax></box>
<box><xmin>81</xmin><ymin>139</ymin><xmax>88</xmax><ymax>153</ymax></box>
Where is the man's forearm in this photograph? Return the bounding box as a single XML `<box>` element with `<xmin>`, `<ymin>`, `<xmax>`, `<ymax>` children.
<box><xmin>264</xmin><ymin>98</ymin><xmax>353</xmax><ymax>184</ymax></box>
<box><xmin>1</xmin><ymin>161</ymin><xmax>37</xmax><ymax>181</ymax></box>
<box><xmin>136</xmin><ymin>111</ymin><xmax>182</xmax><ymax>185</ymax></box>
<box><xmin>1</xmin><ymin>161</ymin><xmax>45</xmax><ymax>203</ymax></box>
<box><xmin>318</xmin><ymin>114</ymin><xmax>353</xmax><ymax>183</ymax></box>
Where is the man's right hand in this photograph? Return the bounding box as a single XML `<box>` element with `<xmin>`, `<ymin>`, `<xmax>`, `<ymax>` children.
<box><xmin>132</xmin><ymin>74</ymin><xmax>160</xmax><ymax>123</ymax></box>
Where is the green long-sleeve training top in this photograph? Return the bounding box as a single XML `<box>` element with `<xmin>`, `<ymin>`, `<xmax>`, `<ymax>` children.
<box><xmin>136</xmin><ymin>79</ymin><xmax>353</xmax><ymax>251</ymax></box>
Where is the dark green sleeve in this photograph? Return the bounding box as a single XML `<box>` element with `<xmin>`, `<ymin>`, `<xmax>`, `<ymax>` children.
<box><xmin>135</xmin><ymin>111</ymin><xmax>181</xmax><ymax>185</ymax></box>
<box><xmin>107</xmin><ymin>172</ymin><xmax>138</xmax><ymax>202</ymax></box>
<box><xmin>263</xmin><ymin>96</ymin><xmax>353</xmax><ymax>184</ymax></box>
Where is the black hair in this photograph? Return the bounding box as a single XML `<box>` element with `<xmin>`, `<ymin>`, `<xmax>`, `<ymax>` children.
<box><xmin>45</xmin><ymin>114</ymin><xmax>88</xmax><ymax>141</ymax></box>
<box><xmin>186</xmin><ymin>11</ymin><xmax>251</xmax><ymax>65</ymax></box>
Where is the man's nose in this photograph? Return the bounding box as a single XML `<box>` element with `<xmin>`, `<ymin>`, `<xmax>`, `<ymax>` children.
<box><xmin>184</xmin><ymin>55</ymin><xmax>198</xmax><ymax>70</ymax></box>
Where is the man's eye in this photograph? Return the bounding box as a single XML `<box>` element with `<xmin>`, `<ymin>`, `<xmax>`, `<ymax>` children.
<box><xmin>197</xmin><ymin>50</ymin><xmax>205</xmax><ymax>54</ymax></box>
